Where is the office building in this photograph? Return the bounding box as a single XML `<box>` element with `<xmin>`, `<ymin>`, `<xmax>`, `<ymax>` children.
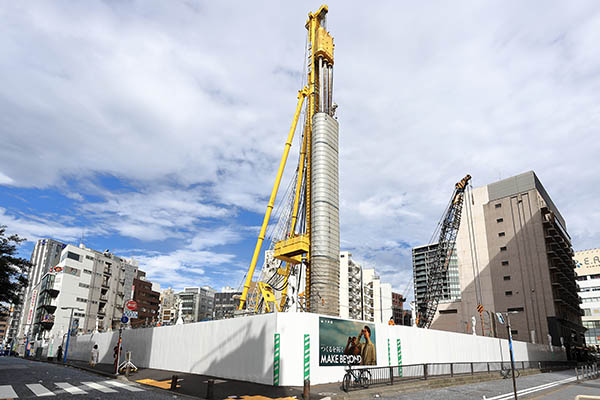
<box><xmin>392</xmin><ymin>292</ymin><xmax>411</xmax><ymax>326</ymax></box>
<box><xmin>574</xmin><ymin>249</ymin><xmax>600</xmax><ymax>347</ymax></box>
<box><xmin>412</xmin><ymin>242</ymin><xmax>460</xmax><ymax>312</ymax></box>
<box><xmin>429</xmin><ymin>171</ymin><xmax>584</xmax><ymax>353</ymax></box>
<box><xmin>214</xmin><ymin>287</ymin><xmax>242</xmax><ymax>320</ymax></box>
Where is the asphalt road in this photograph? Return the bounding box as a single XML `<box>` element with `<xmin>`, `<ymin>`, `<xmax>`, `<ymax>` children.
<box><xmin>0</xmin><ymin>356</ymin><xmax>185</xmax><ymax>399</ymax></box>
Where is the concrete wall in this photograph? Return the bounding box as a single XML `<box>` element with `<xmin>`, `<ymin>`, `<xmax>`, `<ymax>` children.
<box><xmin>68</xmin><ymin>312</ymin><xmax>565</xmax><ymax>386</ymax></box>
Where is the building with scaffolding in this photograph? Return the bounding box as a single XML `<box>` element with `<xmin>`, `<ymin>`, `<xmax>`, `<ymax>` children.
<box><xmin>430</xmin><ymin>171</ymin><xmax>584</xmax><ymax>355</ymax></box>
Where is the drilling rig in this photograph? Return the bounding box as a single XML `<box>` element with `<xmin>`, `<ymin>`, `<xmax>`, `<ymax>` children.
<box><xmin>237</xmin><ymin>5</ymin><xmax>339</xmax><ymax>316</ymax></box>
<box><xmin>416</xmin><ymin>174</ymin><xmax>471</xmax><ymax>328</ymax></box>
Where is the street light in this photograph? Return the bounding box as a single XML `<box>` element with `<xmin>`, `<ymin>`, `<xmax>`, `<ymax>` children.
<box><xmin>61</xmin><ymin>307</ymin><xmax>83</xmax><ymax>363</ymax></box>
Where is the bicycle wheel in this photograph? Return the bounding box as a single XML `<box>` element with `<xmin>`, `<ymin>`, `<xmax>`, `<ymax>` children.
<box><xmin>514</xmin><ymin>368</ymin><xmax>521</xmax><ymax>378</ymax></box>
<box><xmin>342</xmin><ymin>373</ymin><xmax>351</xmax><ymax>392</ymax></box>
<box><xmin>360</xmin><ymin>370</ymin><xmax>371</xmax><ymax>388</ymax></box>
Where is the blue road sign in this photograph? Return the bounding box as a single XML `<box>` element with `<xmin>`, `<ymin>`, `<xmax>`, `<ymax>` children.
<box><xmin>121</xmin><ymin>316</ymin><xmax>129</xmax><ymax>324</ymax></box>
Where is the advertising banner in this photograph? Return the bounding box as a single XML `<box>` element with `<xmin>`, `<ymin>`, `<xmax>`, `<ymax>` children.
<box><xmin>319</xmin><ymin>317</ymin><xmax>376</xmax><ymax>366</ymax></box>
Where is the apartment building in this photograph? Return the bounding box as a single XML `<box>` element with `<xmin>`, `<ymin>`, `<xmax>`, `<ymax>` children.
<box><xmin>15</xmin><ymin>239</ymin><xmax>65</xmax><ymax>353</ymax></box>
<box><xmin>429</xmin><ymin>171</ymin><xmax>584</xmax><ymax>354</ymax></box>
<box><xmin>159</xmin><ymin>288</ymin><xmax>177</xmax><ymax>326</ymax></box>
<box><xmin>574</xmin><ymin>249</ymin><xmax>600</xmax><ymax>347</ymax></box>
<box><xmin>130</xmin><ymin>271</ymin><xmax>160</xmax><ymax>328</ymax></box>
<box><xmin>28</xmin><ymin>244</ymin><xmax>138</xmax><ymax>357</ymax></box>
<box><xmin>178</xmin><ymin>287</ymin><xmax>216</xmax><ymax>322</ymax></box>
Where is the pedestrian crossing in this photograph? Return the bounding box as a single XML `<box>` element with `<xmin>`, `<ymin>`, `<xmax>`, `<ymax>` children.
<box><xmin>0</xmin><ymin>380</ymin><xmax>144</xmax><ymax>398</ymax></box>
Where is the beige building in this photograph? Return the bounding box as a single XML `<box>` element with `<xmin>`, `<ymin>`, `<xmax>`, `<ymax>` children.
<box><xmin>429</xmin><ymin>171</ymin><xmax>584</xmax><ymax>353</ymax></box>
<box><xmin>574</xmin><ymin>249</ymin><xmax>600</xmax><ymax>347</ymax></box>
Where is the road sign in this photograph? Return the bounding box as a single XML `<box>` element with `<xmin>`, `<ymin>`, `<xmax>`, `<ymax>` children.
<box><xmin>125</xmin><ymin>300</ymin><xmax>137</xmax><ymax>311</ymax></box>
<box><xmin>476</xmin><ymin>304</ymin><xmax>484</xmax><ymax>313</ymax></box>
<box><xmin>496</xmin><ymin>312</ymin><xmax>505</xmax><ymax>325</ymax></box>
<box><xmin>121</xmin><ymin>316</ymin><xmax>129</xmax><ymax>324</ymax></box>
<box><xmin>123</xmin><ymin>310</ymin><xmax>138</xmax><ymax>319</ymax></box>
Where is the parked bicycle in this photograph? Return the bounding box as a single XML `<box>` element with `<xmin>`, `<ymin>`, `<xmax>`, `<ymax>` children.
<box><xmin>500</xmin><ymin>366</ymin><xmax>520</xmax><ymax>379</ymax></box>
<box><xmin>342</xmin><ymin>365</ymin><xmax>371</xmax><ymax>392</ymax></box>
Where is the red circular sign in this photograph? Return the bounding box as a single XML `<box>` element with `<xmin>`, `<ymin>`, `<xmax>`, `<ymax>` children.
<box><xmin>125</xmin><ymin>300</ymin><xmax>137</xmax><ymax>311</ymax></box>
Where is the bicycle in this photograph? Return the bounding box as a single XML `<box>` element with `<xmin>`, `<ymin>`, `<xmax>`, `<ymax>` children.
<box><xmin>500</xmin><ymin>366</ymin><xmax>520</xmax><ymax>379</ymax></box>
<box><xmin>342</xmin><ymin>365</ymin><xmax>371</xmax><ymax>392</ymax></box>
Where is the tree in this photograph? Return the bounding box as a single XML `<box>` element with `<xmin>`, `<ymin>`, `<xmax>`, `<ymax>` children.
<box><xmin>0</xmin><ymin>225</ymin><xmax>31</xmax><ymax>315</ymax></box>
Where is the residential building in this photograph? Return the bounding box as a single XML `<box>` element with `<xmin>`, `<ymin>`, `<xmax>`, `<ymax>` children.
<box><xmin>338</xmin><ymin>252</ymin><xmax>393</xmax><ymax>322</ymax></box>
<box><xmin>130</xmin><ymin>271</ymin><xmax>160</xmax><ymax>328</ymax></box>
<box><xmin>339</xmin><ymin>251</ymin><xmax>363</xmax><ymax>320</ymax></box>
<box><xmin>392</xmin><ymin>292</ymin><xmax>411</xmax><ymax>325</ymax></box>
<box><xmin>159</xmin><ymin>288</ymin><xmax>177</xmax><ymax>326</ymax></box>
<box><xmin>574</xmin><ymin>249</ymin><xmax>600</xmax><ymax>348</ymax></box>
<box><xmin>214</xmin><ymin>287</ymin><xmax>242</xmax><ymax>320</ymax></box>
<box><xmin>15</xmin><ymin>239</ymin><xmax>65</xmax><ymax>354</ymax></box>
<box><xmin>178</xmin><ymin>287</ymin><xmax>216</xmax><ymax>323</ymax></box>
<box><xmin>28</xmin><ymin>244</ymin><xmax>138</xmax><ymax>358</ymax></box>
<box><xmin>428</xmin><ymin>171</ymin><xmax>584</xmax><ymax>354</ymax></box>
<box><xmin>0</xmin><ymin>314</ymin><xmax>8</xmax><ymax>350</ymax></box>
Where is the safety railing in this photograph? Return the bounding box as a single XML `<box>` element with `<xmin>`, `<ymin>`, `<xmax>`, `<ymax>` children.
<box><xmin>341</xmin><ymin>360</ymin><xmax>578</xmax><ymax>392</ymax></box>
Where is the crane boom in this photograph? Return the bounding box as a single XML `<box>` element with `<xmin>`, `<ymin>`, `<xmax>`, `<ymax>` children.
<box><xmin>417</xmin><ymin>174</ymin><xmax>471</xmax><ymax>328</ymax></box>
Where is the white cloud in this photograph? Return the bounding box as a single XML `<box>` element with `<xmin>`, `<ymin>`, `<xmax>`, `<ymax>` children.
<box><xmin>0</xmin><ymin>207</ymin><xmax>95</xmax><ymax>243</ymax></box>
<box><xmin>1</xmin><ymin>1</ymin><xmax>600</xmax><ymax>292</ymax></box>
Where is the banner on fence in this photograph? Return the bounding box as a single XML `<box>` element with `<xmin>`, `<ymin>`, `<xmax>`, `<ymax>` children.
<box><xmin>318</xmin><ymin>317</ymin><xmax>376</xmax><ymax>366</ymax></box>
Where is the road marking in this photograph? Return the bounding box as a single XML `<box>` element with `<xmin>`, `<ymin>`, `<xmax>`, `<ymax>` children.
<box><xmin>0</xmin><ymin>385</ymin><xmax>18</xmax><ymax>399</ymax></box>
<box><xmin>26</xmin><ymin>384</ymin><xmax>55</xmax><ymax>397</ymax></box>
<box><xmin>55</xmin><ymin>382</ymin><xmax>88</xmax><ymax>395</ymax></box>
<box><xmin>482</xmin><ymin>376</ymin><xmax>577</xmax><ymax>400</ymax></box>
<box><xmin>81</xmin><ymin>381</ymin><xmax>117</xmax><ymax>393</ymax></box>
<box><xmin>104</xmin><ymin>380</ymin><xmax>145</xmax><ymax>392</ymax></box>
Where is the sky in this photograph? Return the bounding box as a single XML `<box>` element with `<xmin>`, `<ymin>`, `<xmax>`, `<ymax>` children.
<box><xmin>1</xmin><ymin>1</ymin><xmax>600</xmax><ymax>297</ymax></box>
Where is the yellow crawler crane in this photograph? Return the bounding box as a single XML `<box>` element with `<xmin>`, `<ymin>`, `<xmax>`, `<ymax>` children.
<box><xmin>238</xmin><ymin>5</ymin><xmax>335</xmax><ymax>313</ymax></box>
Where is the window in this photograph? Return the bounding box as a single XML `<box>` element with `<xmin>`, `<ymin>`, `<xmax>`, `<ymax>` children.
<box><xmin>504</xmin><ymin>276</ymin><xmax>511</xmax><ymax>281</ymax></box>
<box><xmin>584</xmin><ymin>309</ymin><xmax>592</xmax><ymax>316</ymax></box>
<box><xmin>439</xmin><ymin>309</ymin><xmax>458</xmax><ymax>314</ymax></box>
<box><xmin>76</xmin><ymin>297</ymin><xmax>88</xmax><ymax>303</ymax></box>
<box><xmin>78</xmin><ymin>283</ymin><xmax>90</xmax><ymax>289</ymax></box>
<box><xmin>511</xmin><ymin>330</ymin><xmax>518</xmax><ymax>335</ymax></box>
<box><xmin>83</xmin><ymin>269</ymin><xmax>92</xmax><ymax>274</ymax></box>
<box><xmin>85</xmin><ymin>255</ymin><xmax>94</xmax><ymax>260</ymax></box>
<box><xmin>497</xmin><ymin>218</ymin><xmax>504</xmax><ymax>223</ymax></box>
<box><xmin>498</xmin><ymin>232</ymin><xmax>506</xmax><ymax>237</ymax></box>
<box><xmin>67</xmin><ymin>251</ymin><xmax>81</xmax><ymax>262</ymax></box>
<box><xmin>495</xmin><ymin>203</ymin><xmax>502</xmax><ymax>208</ymax></box>
<box><xmin>505</xmin><ymin>291</ymin><xmax>513</xmax><ymax>296</ymax></box>
<box><xmin>507</xmin><ymin>307</ymin><xmax>524</xmax><ymax>312</ymax></box>
<box><xmin>502</xmin><ymin>261</ymin><xmax>509</xmax><ymax>266</ymax></box>
<box><xmin>500</xmin><ymin>246</ymin><xmax>507</xmax><ymax>252</ymax></box>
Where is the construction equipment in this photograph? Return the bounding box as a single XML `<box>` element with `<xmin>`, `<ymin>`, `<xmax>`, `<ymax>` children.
<box><xmin>416</xmin><ymin>174</ymin><xmax>471</xmax><ymax>328</ymax></box>
<box><xmin>238</xmin><ymin>5</ymin><xmax>338</xmax><ymax>315</ymax></box>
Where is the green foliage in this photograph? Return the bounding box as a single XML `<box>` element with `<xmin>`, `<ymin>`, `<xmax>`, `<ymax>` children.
<box><xmin>0</xmin><ymin>225</ymin><xmax>31</xmax><ymax>315</ymax></box>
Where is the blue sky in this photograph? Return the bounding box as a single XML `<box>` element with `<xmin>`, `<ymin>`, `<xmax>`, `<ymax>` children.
<box><xmin>1</xmin><ymin>1</ymin><xmax>600</xmax><ymax>296</ymax></box>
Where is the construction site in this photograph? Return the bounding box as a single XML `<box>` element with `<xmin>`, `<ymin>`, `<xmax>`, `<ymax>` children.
<box><xmin>64</xmin><ymin>5</ymin><xmax>572</xmax><ymax>391</ymax></box>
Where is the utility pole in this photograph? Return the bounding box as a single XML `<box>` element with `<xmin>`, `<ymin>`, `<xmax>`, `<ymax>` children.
<box><xmin>506</xmin><ymin>313</ymin><xmax>517</xmax><ymax>400</ymax></box>
<box><xmin>61</xmin><ymin>307</ymin><xmax>83</xmax><ymax>363</ymax></box>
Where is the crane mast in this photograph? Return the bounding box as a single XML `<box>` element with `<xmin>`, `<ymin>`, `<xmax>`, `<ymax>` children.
<box><xmin>417</xmin><ymin>174</ymin><xmax>471</xmax><ymax>328</ymax></box>
<box><xmin>238</xmin><ymin>5</ymin><xmax>336</xmax><ymax>314</ymax></box>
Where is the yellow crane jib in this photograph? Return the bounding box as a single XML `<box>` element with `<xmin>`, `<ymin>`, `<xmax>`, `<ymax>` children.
<box><xmin>257</xmin><ymin>282</ymin><xmax>280</xmax><ymax>313</ymax></box>
<box><xmin>237</xmin><ymin>86</ymin><xmax>309</xmax><ymax>311</ymax></box>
